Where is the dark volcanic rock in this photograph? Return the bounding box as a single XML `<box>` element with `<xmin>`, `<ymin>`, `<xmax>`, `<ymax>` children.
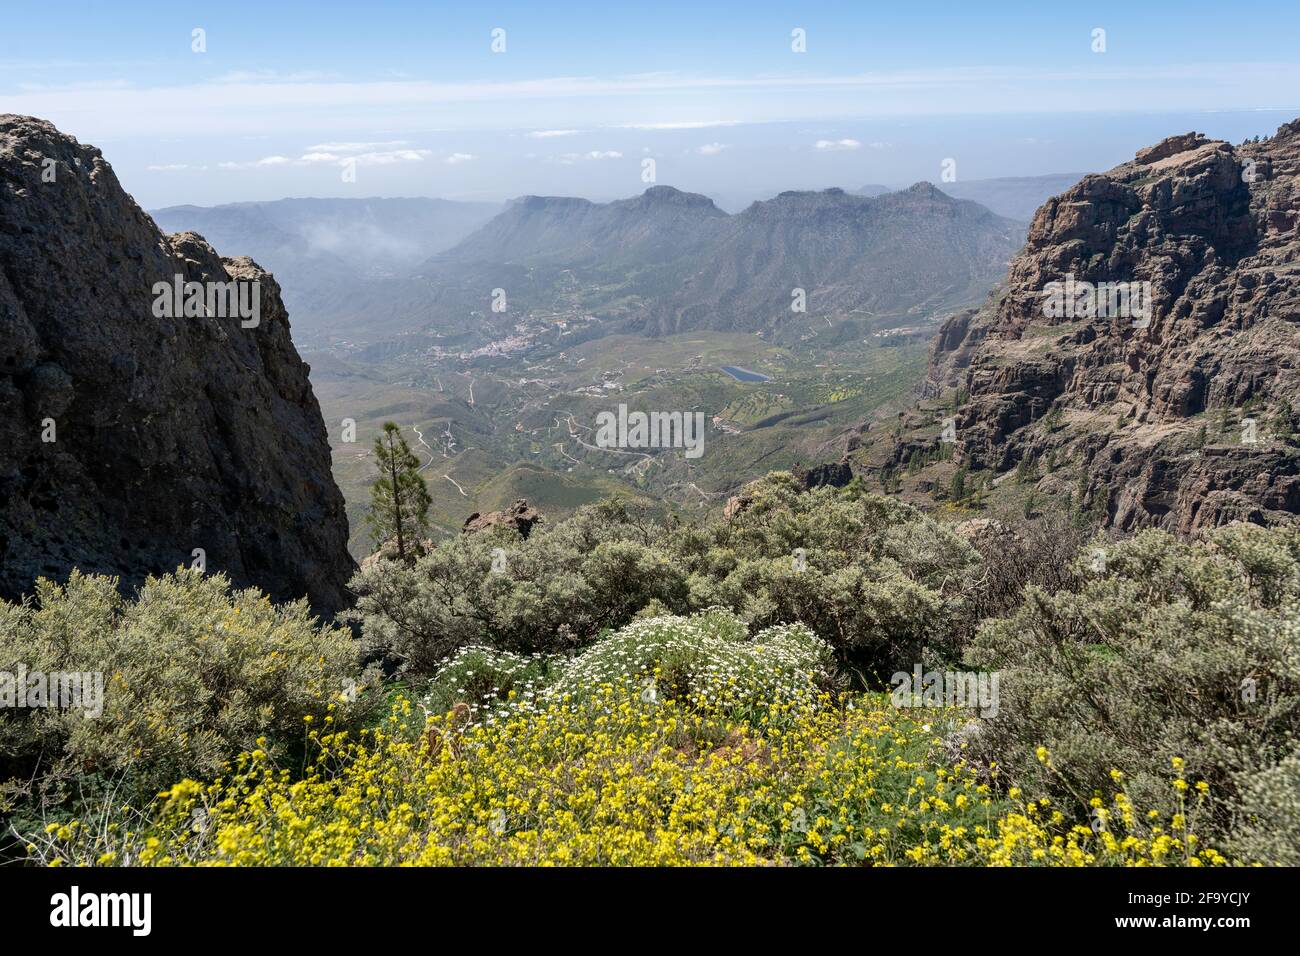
<box><xmin>793</xmin><ymin>458</ymin><xmax>854</xmax><ymax>490</ymax></box>
<box><xmin>0</xmin><ymin>115</ymin><xmax>355</xmax><ymax>612</ymax></box>
<box><xmin>926</xmin><ymin>120</ymin><xmax>1300</xmax><ymax>533</ymax></box>
<box><xmin>462</xmin><ymin>499</ymin><xmax>543</xmax><ymax>538</ymax></box>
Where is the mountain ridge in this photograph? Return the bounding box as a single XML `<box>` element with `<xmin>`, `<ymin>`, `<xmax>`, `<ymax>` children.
<box><xmin>865</xmin><ymin>173</ymin><xmax>1090</xmax><ymax>221</ymax></box>
<box><xmin>426</xmin><ymin>183</ymin><xmax>1024</xmax><ymax>341</ymax></box>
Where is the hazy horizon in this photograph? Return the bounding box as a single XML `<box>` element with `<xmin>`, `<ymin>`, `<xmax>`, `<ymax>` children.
<box><xmin>4</xmin><ymin>0</ymin><xmax>1298</xmax><ymax>208</ymax></box>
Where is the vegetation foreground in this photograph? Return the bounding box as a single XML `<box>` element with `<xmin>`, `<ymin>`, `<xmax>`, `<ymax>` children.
<box><xmin>9</xmin><ymin>611</ymin><xmax>1251</xmax><ymax>868</ymax></box>
<box><xmin>4</xmin><ymin>475</ymin><xmax>1297</xmax><ymax>866</ymax></box>
<box><xmin>30</xmin><ymin>676</ymin><xmax>1223</xmax><ymax>866</ymax></box>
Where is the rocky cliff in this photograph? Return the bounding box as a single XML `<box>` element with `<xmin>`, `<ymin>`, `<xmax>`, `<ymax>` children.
<box><xmin>926</xmin><ymin>121</ymin><xmax>1300</xmax><ymax>532</ymax></box>
<box><xmin>0</xmin><ymin>115</ymin><xmax>355</xmax><ymax>612</ymax></box>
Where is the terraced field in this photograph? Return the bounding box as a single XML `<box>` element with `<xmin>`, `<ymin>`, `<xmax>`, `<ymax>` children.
<box><xmin>312</xmin><ymin>329</ymin><xmax>930</xmax><ymax>557</ymax></box>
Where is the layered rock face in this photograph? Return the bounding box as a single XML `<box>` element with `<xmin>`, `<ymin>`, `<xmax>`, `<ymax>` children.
<box><xmin>0</xmin><ymin>116</ymin><xmax>355</xmax><ymax>612</ymax></box>
<box><xmin>931</xmin><ymin>121</ymin><xmax>1300</xmax><ymax>532</ymax></box>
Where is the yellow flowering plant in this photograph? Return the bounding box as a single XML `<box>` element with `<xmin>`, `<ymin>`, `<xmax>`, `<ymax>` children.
<box><xmin>30</xmin><ymin>686</ymin><xmax>1232</xmax><ymax>867</ymax></box>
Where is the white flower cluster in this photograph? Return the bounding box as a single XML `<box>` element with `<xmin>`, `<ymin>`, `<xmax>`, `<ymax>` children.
<box><xmin>421</xmin><ymin>608</ymin><xmax>834</xmax><ymax>726</ymax></box>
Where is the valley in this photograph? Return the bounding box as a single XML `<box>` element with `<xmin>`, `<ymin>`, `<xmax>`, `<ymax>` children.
<box><xmin>315</xmin><ymin>326</ymin><xmax>930</xmax><ymax>555</ymax></box>
<box><xmin>156</xmin><ymin>183</ymin><xmax>1015</xmax><ymax>557</ymax></box>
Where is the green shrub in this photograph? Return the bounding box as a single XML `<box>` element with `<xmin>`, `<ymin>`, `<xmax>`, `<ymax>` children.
<box><xmin>352</xmin><ymin>497</ymin><xmax>691</xmax><ymax>673</ymax></box>
<box><xmin>0</xmin><ymin>569</ymin><xmax>363</xmax><ymax>824</ymax></box>
<box><xmin>357</xmin><ymin>477</ymin><xmax>980</xmax><ymax>680</ymax></box>
<box><xmin>684</xmin><ymin>479</ymin><xmax>977</xmax><ymax>677</ymax></box>
<box><xmin>1231</xmin><ymin>748</ymin><xmax>1300</xmax><ymax>865</ymax></box>
<box><xmin>966</xmin><ymin>523</ymin><xmax>1300</xmax><ymax>848</ymax></box>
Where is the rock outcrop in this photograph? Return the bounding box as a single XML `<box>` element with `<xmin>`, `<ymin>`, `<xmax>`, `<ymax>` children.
<box><xmin>358</xmin><ymin>536</ymin><xmax>437</xmax><ymax>571</ymax></box>
<box><xmin>953</xmin><ymin>517</ymin><xmax>1014</xmax><ymax>542</ymax></box>
<box><xmin>0</xmin><ymin>115</ymin><xmax>355</xmax><ymax>612</ymax></box>
<box><xmin>461</xmin><ymin>499</ymin><xmax>543</xmax><ymax>538</ymax></box>
<box><xmin>793</xmin><ymin>458</ymin><xmax>854</xmax><ymax>491</ymax></box>
<box><xmin>926</xmin><ymin>120</ymin><xmax>1300</xmax><ymax>533</ymax></box>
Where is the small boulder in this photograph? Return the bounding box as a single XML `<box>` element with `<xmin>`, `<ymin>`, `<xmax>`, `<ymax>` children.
<box><xmin>953</xmin><ymin>517</ymin><xmax>1014</xmax><ymax>543</ymax></box>
<box><xmin>723</xmin><ymin>494</ymin><xmax>751</xmax><ymax>520</ymax></box>
<box><xmin>462</xmin><ymin>499</ymin><xmax>543</xmax><ymax>539</ymax></box>
<box><xmin>359</xmin><ymin>536</ymin><xmax>433</xmax><ymax>570</ymax></box>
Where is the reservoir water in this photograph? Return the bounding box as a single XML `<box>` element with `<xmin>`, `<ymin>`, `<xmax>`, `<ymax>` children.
<box><xmin>720</xmin><ymin>365</ymin><xmax>771</xmax><ymax>382</ymax></box>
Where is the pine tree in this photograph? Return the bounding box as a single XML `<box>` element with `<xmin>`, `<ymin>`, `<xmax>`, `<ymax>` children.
<box><xmin>1015</xmin><ymin>454</ymin><xmax>1037</xmax><ymax>485</ymax></box>
<box><xmin>367</xmin><ymin>422</ymin><xmax>431</xmax><ymax>560</ymax></box>
<box><xmin>950</xmin><ymin>464</ymin><xmax>967</xmax><ymax>502</ymax></box>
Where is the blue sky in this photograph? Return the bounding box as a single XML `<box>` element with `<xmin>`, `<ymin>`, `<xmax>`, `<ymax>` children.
<box><xmin>3</xmin><ymin>0</ymin><xmax>1298</xmax><ymax>207</ymax></box>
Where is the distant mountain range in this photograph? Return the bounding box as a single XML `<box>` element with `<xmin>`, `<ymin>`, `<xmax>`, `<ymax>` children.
<box><xmin>858</xmin><ymin>173</ymin><xmax>1086</xmax><ymax>221</ymax></box>
<box><xmin>427</xmin><ymin>183</ymin><xmax>1025</xmax><ymax>341</ymax></box>
<box><xmin>649</xmin><ymin>183</ymin><xmax>1023</xmax><ymax>336</ymax></box>
<box><xmin>440</xmin><ymin>186</ymin><xmax>727</xmax><ymax>270</ymax></box>
<box><xmin>151</xmin><ymin>182</ymin><xmax>1031</xmax><ymax>347</ymax></box>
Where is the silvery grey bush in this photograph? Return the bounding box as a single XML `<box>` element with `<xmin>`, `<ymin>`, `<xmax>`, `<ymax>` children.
<box><xmin>966</xmin><ymin>523</ymin><xmax>1300</xmax><ymax>849</ymax></box>
<box><xmin>352</xmin><ymin>475</ymin><xmax>980</xmax><ymax>680</ymax></box>
<box><xmin>0</xmin><ymin>569</ymin><xmax>363</xmax><ymax>823</ymax></box>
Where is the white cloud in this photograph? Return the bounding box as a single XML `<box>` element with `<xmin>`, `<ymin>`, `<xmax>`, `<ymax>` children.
<box><xmin>558</xmin><ymin>149</ymin><xmax>623</xmax><ymax>164</ymax></box>
<box><xmin>12</xmin><ymin>65</ymin><xmax>1298</xmax><ymax>146</ymax></box>
<box><xmin>218</xmin><ymin>148</ymin><xmax>431</xmax><ymax>170</ymax></box>
<box><xmin>696</xmin><ymin>142</ymin><xmax>728</xmax><ymax>156</ymax></box>
<box><xmin>814</xmin><ymin>138</ymin><xmax>862</xmax><ymax>151</ymax></box>
<box><xmin>304</xmin><ymin>140</ymin><xmax>409</xmax><ymax>153</ymax></box>
<box><xmin>618</xmin><ymin>120</ymin><xmax>743</xmax><ymax>130</ymax></box>
<box><xmin>299</xmin><ymin>151</ymin><xmax>344</xmax><ymax>164</ymax></box>
<box><xmin>527</xmin><ymin>129</ymin><xmax>580</xmax><ymax>138</ymax></box>
<box><xmin>444</xmin><ymin>152</ymin><xmax>475</xmax><ymax>164</ymax></box>
<box><xmin>348</xmin><ymin>149</ymin><xmax>433</xmax><ymax>166</ymax></box>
